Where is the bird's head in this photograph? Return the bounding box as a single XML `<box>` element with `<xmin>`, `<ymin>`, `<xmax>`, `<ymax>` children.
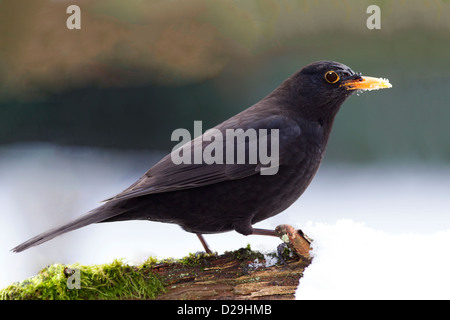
<box><xmin>278</xmin><ymin>60</ymin><xmax>392</xmax><ymax>122</ymax></box>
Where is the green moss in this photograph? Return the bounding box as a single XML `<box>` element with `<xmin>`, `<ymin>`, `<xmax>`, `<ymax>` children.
<box><xmin>0</xmin><ymin>259</ymin><xmax>165</xmax><ymax>300</ymax></box>
<box><xmin>228</xmin><ymin>244</ymin><xmax>265</xmax><ymax>261</ymax></box>
<box><xmin>178</xmin><ymin>252</ymin><xmax>217</xmax><ymax>267</ymax></box>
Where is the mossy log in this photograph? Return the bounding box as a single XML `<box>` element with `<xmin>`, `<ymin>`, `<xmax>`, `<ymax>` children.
<box><xmin>154</xmin><ymin>247</ymin><xmax>311</xmax><ymax>300</ymax></box>
<box><xmin>1</xmin><ymin>225</ymin><xmax>311</xmax><ymax>300</ymax></box>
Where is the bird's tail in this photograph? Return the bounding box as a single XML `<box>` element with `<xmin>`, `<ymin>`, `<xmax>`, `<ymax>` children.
<box><xmin>12</xmin><ymin>202</ymin><xmax>125</xmax><ymax>253</ymax></box>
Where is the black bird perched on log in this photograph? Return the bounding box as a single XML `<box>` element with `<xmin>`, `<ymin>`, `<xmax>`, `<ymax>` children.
<box><xmin>12</xmin><ymin>61</ymin><xmax>391</xmax><ymax>253</ymax></box>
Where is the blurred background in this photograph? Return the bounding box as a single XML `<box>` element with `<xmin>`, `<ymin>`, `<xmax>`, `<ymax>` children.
<box><xmin>1</xmin><ymin>0</ymin><xmax>450</xmax><ymax>289</ymax></box>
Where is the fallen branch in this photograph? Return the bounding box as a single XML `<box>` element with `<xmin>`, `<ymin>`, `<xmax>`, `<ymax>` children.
<box><xmin>1</xmin><ymin>225</ymin><xmax>312</xmax><ymax>300</ymax></box>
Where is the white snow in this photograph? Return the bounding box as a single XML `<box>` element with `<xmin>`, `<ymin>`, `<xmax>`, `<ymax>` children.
<box><xmin>1</xmin><ymin>144</ymin><xmax>450</xmax><ymax>299</ymax></box>
<box><xmin>296</xmin><ymin>219</ymin><xmax>450</xmax><ymax>300</ymax></box>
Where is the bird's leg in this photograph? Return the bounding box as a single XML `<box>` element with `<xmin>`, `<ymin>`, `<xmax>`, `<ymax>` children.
<box><xmin>196</xmin><ymin>233</ymin><xmax>212</xmax><ymax>254</ymax></box>
<box><xmin>251</xmin><ymin>228</ymin><xmax>278</xmax><ymax>236</ymax></box>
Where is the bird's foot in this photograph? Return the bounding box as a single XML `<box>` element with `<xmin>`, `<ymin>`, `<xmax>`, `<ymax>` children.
<box><xmin>275</xmin><ymin>224</ymin><xmax>312</xmax><ymax>262</ymax></box>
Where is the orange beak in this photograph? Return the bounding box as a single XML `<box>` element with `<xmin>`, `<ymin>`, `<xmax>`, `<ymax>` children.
<box><xmin>341</xmin><ymin>76</ymin><xmax>392</xmax><ymax>91</ymax></box>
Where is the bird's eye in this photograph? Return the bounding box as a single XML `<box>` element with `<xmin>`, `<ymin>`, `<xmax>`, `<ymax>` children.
<box><xmin>324</xmin><ymin>71</ymin><xmax>339</xmax><ymax>84</ymax></box>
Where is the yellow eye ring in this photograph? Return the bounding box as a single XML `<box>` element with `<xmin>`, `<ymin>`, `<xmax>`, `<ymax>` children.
<box><xmin>325</xmin><ymin>71</ymin><xmax>339</xmax><ymax>84</ymax></box>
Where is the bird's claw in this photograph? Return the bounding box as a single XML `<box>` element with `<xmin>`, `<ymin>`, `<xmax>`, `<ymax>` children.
<box><xmin>275</xmin><ymin>224</ymin><xmax>312</xmax><ymax>262</ymax></box>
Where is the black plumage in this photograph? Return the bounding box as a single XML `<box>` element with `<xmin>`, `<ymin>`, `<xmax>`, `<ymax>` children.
<box><xmin>12</xmin><ymin>61</ymin><xmax>391</xmax><ymax>253</ymax></box>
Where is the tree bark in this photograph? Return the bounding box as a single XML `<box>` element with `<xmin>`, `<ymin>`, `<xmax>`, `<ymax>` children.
<box><xmin>153</xmin><ymin>225</ymin><xmax>312</xmax><ymax>300</ymax></box>
<box><xmin>153</xmin><ymin>250</ymin><xmax>310</xmax><ymax>300</ymax></box>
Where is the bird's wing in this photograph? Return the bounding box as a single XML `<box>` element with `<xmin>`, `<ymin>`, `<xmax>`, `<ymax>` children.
<box><xmin>104</xmin><ymin>115</ymin><xmax>303</xmax><ymax>202</ymax></box>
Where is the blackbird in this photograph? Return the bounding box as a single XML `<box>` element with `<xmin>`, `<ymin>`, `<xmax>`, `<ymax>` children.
<box><xmin>12</xmin><ymin>61</ymin><xmax>391</xmax><ymax>253</ymax></box>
